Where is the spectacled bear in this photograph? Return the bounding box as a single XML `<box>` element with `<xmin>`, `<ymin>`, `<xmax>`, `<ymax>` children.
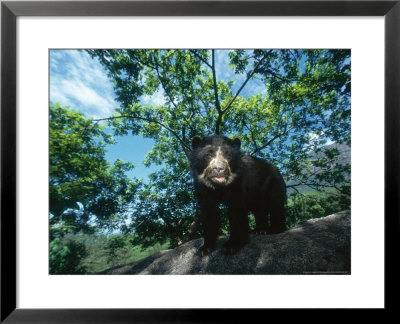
<box><xmin>189</xmin><ymin>135</ymin><xmax>286</xmax><ymax>256</ymax></box>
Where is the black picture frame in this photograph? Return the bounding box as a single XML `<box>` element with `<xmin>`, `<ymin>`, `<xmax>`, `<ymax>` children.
<box><xmin>1</xmin><ymin>0</ymin><xmax>398</xmax><ymax>321</ymax></box>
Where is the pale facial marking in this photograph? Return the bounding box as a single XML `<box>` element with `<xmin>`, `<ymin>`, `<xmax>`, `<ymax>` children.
<box><xmin>197</xmin><ymin>146</ymin><xmax>235</xmax><ymax>188</ymax></box>
<box><xmin>210</xmin><ymin>147</ymin><xmax>227</xmax><ymax>168</ymax></box>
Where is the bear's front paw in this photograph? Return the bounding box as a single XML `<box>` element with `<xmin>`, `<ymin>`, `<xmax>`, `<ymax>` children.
<box><xmin>198</xmin><ymin>245</ymin><xmax>215</xmax><ymax>257</ymax></box>
<box><xmin>250</xmin><ymin>227</ymin><xmax>269</xmax><ymax>235</ymax></box>
<box><xmin>221</xmin><ymin>240</ymin><xmax>246</xmax><ymax>255</ymax></box>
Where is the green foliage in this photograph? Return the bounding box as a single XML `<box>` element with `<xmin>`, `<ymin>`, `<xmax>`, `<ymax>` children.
<box><xmin>85</xmin><ymin>49</ymin><xmax>350</xmax><ymax>248</ymax></box>
<box><xmin>49</xmin><ymin>238</ymin><xmax>88</xmax><ymax>274</ymax></box>
<box><xmin>126</xmin><ymin>169</ymin><xmax>197</xmax><ymax>248</ymax></box>
<box><xmin>285</xmin><ymin>184</ymin><xmax>351</xmax><ymax>228</ymax></box>
<box><xmin>49</xmin><ymin>102</ymin><xmax>139</xmax><ymax>238</ymax></box>
<box><xmin>105</xmin><ymin>235</ymin><xmax>128</xmax><ymax>264</ymax></box>
<box><xmin>49</xmin><ymin>50</ymin><xmax>351</xmax><ymax>273</ymax></box>
<box><xmin>52</xmin><ymin>234</ymin><xmax>170</xmax><ymax>274</ymax></box>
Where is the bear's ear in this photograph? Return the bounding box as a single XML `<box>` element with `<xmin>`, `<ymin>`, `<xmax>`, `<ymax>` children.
<box><xmin>191</xmin><ymin>136</ymin><xmax>203</xmax><ymax>149</ymax></box>
<box><xmin>232</xmin><ymin>137</ymin><xmax>241</xmax><ymax>149</ymax></box>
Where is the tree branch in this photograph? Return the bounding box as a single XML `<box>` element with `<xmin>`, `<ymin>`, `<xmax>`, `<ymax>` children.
<box><xmin>286</xmin><ymin>182</ymin><xmax>339</xmax><ymax>191</ymax></box>
<box><xmin>251</xmin><ymin>125</ymin><xmax>295</xmax><ymax>156</ymax></box>
<box><xmin>153</xmin><ymin>60</ymin><xmax>179</xmax><ymax>111</ymax></box>
<box><xmin>93</xmin><ymin>114</ymin><xmax>191</xmax><ymax>158</ymax></box>
<box><xmin>222</xmin><ymin>50</ymin><xmax>273</xmax><ymax>114</ymax></box>
<box><xmin>243</xmin><ymin>121</ymin><xmax>260</xmax><ymax>152</ymax></box>
<box><xmin>211</xmin><ymin>50</ymin><xmax>223</xmax><ymax>135</ymax></box>
<box><xmin>264</xmin><ymin>68</ymin><xmax>296</xmax><ymax>82</ymax></box>
<box><xmin>189</xmin><ymin>49</ymin><xmax>212</xmax><ymax>69</ymax></box>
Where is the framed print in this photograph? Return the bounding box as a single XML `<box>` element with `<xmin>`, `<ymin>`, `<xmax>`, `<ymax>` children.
<box><xmin>1</xmin><ymin>0</ymin><xmax>399</xmax><ymax>321</ymax></box>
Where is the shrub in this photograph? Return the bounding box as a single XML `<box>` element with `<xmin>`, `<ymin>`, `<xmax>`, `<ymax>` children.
<box><xmin>49</xmin><ymin>238</ymin><xmax>88</xmax><ymax>274</ymax></box>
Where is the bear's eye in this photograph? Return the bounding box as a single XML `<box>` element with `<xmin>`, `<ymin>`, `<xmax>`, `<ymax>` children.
<box><xmin>206</xmin><ymin>150</ymin><xmax>214</xmax><ymax>158</ymax></box>
<box><xmin>222</xmin><ymin>149</ymin><xmax>231</xmax><ymax>158</ymax></box>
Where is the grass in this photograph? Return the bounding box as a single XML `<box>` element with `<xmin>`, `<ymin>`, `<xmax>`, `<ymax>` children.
<box><xmin>62</xmin><ymin>234</ymin><xmax>171</xmax><ymax>274</ymax></box>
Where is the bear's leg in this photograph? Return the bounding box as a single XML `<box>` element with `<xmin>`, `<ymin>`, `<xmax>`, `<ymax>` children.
<box><xmin>198</xmin><ymin>199</ymin><xmax>220</xmax><ymax>256</ymax></box>
<box><xmin>269</xmin><ymin>198</ymin><xmax>286</xmax><ymax>234</ymax></box>
<box><xmin>221</xmin><ymin>205</ymin><xmax>249</xmax><ymax>255</ymax></box>
<box><xmin>264</xmin><ymin>175</ymin><xmax>286</xmax><ymax>234</ymax></box>
<box><xmin>250</xmin><ymin>208</ymin><xmax>270</xmax><ymax>234</ymax></box>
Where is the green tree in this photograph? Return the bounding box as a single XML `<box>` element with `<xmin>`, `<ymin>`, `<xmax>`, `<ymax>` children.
<box><xmin>105</xmin><ymin>235</ymin><xmax>128</xmax><ymax>264</ymax></box>
<box><xmin>49</xmin><ymin>102</ymin><xmax>139</xmax><ymax>238</ymax></box>
<box><xmin>285</xmin><ymin>184</ymin><xmax>351</xmax><ymax>228</ymax></box>
<box><xmin>85</xmin><ymin>49</ymin><xmax>351</xmax><ymax>247</ymax></box>
<box><xmin>49</xmin><ymin>238</ymin><xmax>87</xmax><ymax>274</ymax></box>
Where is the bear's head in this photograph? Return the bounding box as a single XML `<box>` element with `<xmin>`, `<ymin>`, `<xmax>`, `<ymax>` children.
<box><xmin>189</xmin><ymin>135</ymin><xmax>242</xmax><ymax>189</ymax></box>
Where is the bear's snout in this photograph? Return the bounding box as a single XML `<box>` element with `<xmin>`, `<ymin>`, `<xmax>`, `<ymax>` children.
<box><xmin>209</xmin><ymin>158</ymin><xmax>229</xmax><ymax>184</ymax></box>
<box><xmin>211</xmin><ymin>160</ymin><xmax>226</xmax><ymax>174</ymax></box>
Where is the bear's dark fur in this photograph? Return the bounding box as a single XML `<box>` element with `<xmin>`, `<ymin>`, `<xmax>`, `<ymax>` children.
<box><xmin>189</xmin><ymin>135</ymin><xmax>286</xmax><ymax>256</ymax></box>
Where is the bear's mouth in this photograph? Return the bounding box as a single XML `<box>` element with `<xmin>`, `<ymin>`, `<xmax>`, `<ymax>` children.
<box><xmin>212</xmin><ymin>176</ymin><xmax>226</xmax><ymax>183</ymax></box>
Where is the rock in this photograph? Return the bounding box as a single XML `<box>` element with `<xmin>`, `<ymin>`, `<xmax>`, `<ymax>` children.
<box><xmin>100</xmin><ymin>210</ymin><xmax>351</xmax><ymax>275</ymax></box>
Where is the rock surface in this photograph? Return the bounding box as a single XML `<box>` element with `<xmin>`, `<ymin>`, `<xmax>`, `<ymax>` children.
<box><xmin>100</xmin><ymin>210</ymin><xmax>351</xmax><ymax>275</ymax></box>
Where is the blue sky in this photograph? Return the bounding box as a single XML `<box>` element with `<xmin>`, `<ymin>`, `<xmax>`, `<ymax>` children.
<box><xmin>49</xmin><ymin>49</ymin><xmax>266</xmax><ymax>181</ymax></box>
<box><xmin>50</xmin><ymin>49</ymin><xmax>158</xmax><ymax>180</ymax></box>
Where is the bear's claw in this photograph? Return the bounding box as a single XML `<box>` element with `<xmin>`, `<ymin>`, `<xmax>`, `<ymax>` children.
<box><xmin>250</xmin><ymin>228</ymin><xmax>269</xmax><ymax>235</ymax></box>
<box><xmin>198</xmin><ymin>245</ymin><xmax>215</xmax><ymax>257</ymax></box>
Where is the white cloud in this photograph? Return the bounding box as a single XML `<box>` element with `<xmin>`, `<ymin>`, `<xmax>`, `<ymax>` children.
<box><xmin>50</xmin><ymin>50</ymin><xmax>117</xmax><ymax>119</ymax></box>
<box><xmin>308</xmin><ymin>131</ymin><xmax>335</xmax><ymax>146</ymax></box>
<box><xmin>49</xmin><ymin>49</ymin><xmax>268</xmax><ymax>120</ymax></box>
<box><xmin>215</xmin><ymin>49</ymin><xmax>267</xmax><ymax>99</ymax></box>
<box><xmin>215</xmin><ymin>50</ymin><xmax>234</xmax><ymax>83</ymax></box>
<box><xmin>60</xmin><ymin>79</ymin><xmax>115</xmax><ymax>118</ymax></box>
<box><xmin>141</xmin><ymin>88</ymin><xmax>166</xmax><ymax>106</ymax></box>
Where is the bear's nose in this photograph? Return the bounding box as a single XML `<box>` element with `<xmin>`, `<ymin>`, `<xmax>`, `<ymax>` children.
<box><xmin>212</xmin><ymin>161</ymin><xmax>225</xmax><ymax>173</ymax></box>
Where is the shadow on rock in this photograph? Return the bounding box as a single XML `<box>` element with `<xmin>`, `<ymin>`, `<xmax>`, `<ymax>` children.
<box><xmin>99</xmin><ymin>210</ymin><xmax>351</xmax><ymax>275</ymax></box>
